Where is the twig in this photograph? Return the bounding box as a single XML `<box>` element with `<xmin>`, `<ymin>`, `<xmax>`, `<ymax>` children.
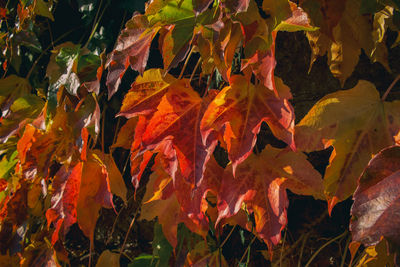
<box><xmin>190</xmin><ymin>57</ymin><xmax>201</xmax><ymax>83</ymax></box>
<box><xmin>220</xmin><ymin>225</ymin><xmax>237</xmax><ymax>248</ymax></box>
<box><xmin>297</xmin><ymin>233</ymin><xmax>310</xmax><ymax>267</ymax></box>
<box><xmin>119</xmin><ymin>205</ymin><xmax>141</xmax><ymax>255</ymax></box>
<box><xmin>178</xmin><ymin>46</ymin><xmax>194</xmax><ymax>79</ymax></box>
<box><xmin>238</xmin><ymin>235</ymin><xmax>257</xmax><ymax>265</ymax></box>
<box><xmin>382</xmin><ymin>74</ymin><xmax>400</xmax><ymax>101</ymax></box>
<box><xmin>304</xmin><ymin>231</ymin><xmax>348</xmax><ymax>267</ymax></box>
<box><xmin>26</xmin><ymin>27</ymin><xmax>82</xmax><ymax>79</ymax></box>
<box><xmin>340</xmin><ymin>234</ymin><xmax>352</xmax><ymax>267</ymax></box>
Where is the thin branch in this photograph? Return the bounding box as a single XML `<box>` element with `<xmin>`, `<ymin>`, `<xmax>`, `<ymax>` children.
<box><xmin>178</xmin><ymin>46</ymin><xmax>194</xmax><ymax>79</ymax></box>
<box><xmin>304</xmin><ymin>231</ymin><xmax>348</xmax><ymax>267</ymax></box>
<box><xmin>382</xmin><ymin>74</ymin><xmax>400</xmax><ymax>101</ymax></box>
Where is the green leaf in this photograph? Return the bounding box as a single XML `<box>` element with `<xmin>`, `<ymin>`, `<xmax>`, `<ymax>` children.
<box><xmin>0</xmin><ymin>94</ymin><xmax>44</xmax><ymax>142</ymax></box>
<box><xmin>147</xmin><ymin>0</ymin><xmax>195</xmax><ymax>26</ymax></box>
<box><xmin>128</xmin><ymin>254</ymin><xmax>158</xmax><ymax>267</ymax></box>
<box><xmin>34</xmin><ymin>0</ymin><xmax>54</xmax><ymax>21</ymax></box>
<box><xmin>0</xmin><ymin>150</ymin><xmax>18</xmax><ymax>180</ymax></box>
<box><xmin>48</xmin><ymin>45</ymin><xmax>81</xmax><ymax>97</ymax></box>
<box><xmin>152</xmin><ymin>223</ymin><xmax>173</xmax><ymax>267</ymax></box>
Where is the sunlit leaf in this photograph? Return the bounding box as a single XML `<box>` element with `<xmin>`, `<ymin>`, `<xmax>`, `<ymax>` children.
<box><xmin>201</xmin><ymin>75</ymin><xmax>295</xmax><ymax>174</ymax></box>
<box><xmin>295</xmin><ymin>81</ymin><xmax>400</xmax><ymax>212</ymax></box>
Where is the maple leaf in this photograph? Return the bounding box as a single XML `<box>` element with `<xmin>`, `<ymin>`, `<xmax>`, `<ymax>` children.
<box><xmin>201</xmin><ymin>75</ymin><xmax>295</xmax><ymax>174</ymax></box>
<box><xmin>295</xmin><ymin>80</ymin><xmax>400</xmax><ymax>212</ymax></box>
<box><xmin>350</xmin><ymin>145</ymin><xmax>400</xmax><ymax>247</ymax></box>
<box><xmin>119</xmin><ymin>70</ymin><xmax>218</xmax><ymax>187</ymax></box>
<box><xmin>216</xmin><ymin>145</ymin><xmax>323</xmax><ymax>249</ymax></box>
<box><xmin>106</xmin><ymin>14</ymin><xmax>158</xmax><ymax>98</ymax></box>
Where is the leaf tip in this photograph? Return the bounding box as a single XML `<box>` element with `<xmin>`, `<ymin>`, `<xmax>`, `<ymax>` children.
<box><xmin>327</xmin><ymin>196</ymin><xmax>339</xmax><ymax>216</ymax></box>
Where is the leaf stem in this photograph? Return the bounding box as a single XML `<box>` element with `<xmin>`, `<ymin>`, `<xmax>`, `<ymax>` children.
<box><xmin>119</xmin><ymin>205</ymin><xmax>141</xmax><ymax>255</ymax></box>
<box><xmin>220</xmin><ymin>225</ymin><xmax>236</xmax><ymax>248</ymax></box>
<box><xmin>178</xmin><ymin>46</ymin><xmax>194</xmax><ymax>79</ymax></box>
<box><xmin>304</xmin><ymin>230</ymin><xmax>347</xmax><ymax>267</ymax></box>
<box><xmin>382</xmin><ymin>74</ymin><xmax>400</xmax><ymax>101</ymax></box>
<box><xmin>340</xmin><ymin>233</ymin><xmax>351</xmax><ymax>267</ymax></box>
<box><xmin>238</xmin><ymin>235</ymin><xmax>257</xmax><ymax>265</ymax></box>
<box><xmin>190</xmin><ymin>57</ymin><xmax>201</xmax><ymax>83</ymax></box>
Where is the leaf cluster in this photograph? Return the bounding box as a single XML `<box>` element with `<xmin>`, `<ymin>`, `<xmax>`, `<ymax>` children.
<box><xmin>0</xmin><ymin>0</ymin><xmax>400</xmax><ymax>266</ymax></box>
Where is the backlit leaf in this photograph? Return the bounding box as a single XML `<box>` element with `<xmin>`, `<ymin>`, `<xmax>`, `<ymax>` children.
<box><xmin>295</xmin><ymin>81</ymin><xmax>400</xmax><ymax>212</ymax></box>
<box><xmin>216</xmin><ymin>145</ymin><xmax>323</xmax><ymax>249</ymax></box>
<box><xmin>46</xmin><ymin>163</ymin><xmax>83</xmax><ymax>245</ymax></box>
<box><xmin>201</xmin><ymin>75</ymin><xmax>295</xmax><ymax>174</ymax></box>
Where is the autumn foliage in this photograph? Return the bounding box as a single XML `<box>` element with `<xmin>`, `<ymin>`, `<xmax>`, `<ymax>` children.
<box><xmin>1</xmin><ymin>0</ymin><xmax>400</xmax><ymax>266</ymax></box>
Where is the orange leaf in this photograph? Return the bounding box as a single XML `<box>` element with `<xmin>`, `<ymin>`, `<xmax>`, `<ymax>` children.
<box><xmin>216</xmin><ymin>145</ymin><xmax>323</xmax><ymax>249</ymax></box>
<box><xmin>46</xmin><ymin>163</ymin><xmax>83</xmax><ymax>245</ymax></box>
<box><xmin>201</xmin><ymin>75</ymin><xmax>295</xmax><ymax>174</ymax></box>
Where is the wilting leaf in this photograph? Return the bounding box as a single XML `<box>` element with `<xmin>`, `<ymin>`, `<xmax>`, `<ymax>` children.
<box><xmin>275</xmin><ymin>2</ymin><xmax>317</xmax><ymax>32</ymax></box>
<box><xmin>262</xmin><ymin>0</ymin><xmax>292</xmax><ymax>30</ymax></box>
<box><xmin>92</xmin><ymin>150</ymin><xmax>127</xmax><ymax>203</ymax></box>
<box><xmin>161</xmin><ymin>23</ymin><xmax>194</xmax><ymax>71</ymax></box>
<box><xmin>46</xmin><ymin>151</ymin><xmax>116</xmax><ymax>244</ymax></box>
<box><xmin>76</xmin><ymin>154</ymin><xmax>113</xmax><ymax>241</ymax></box>
<box><xmin>295</xmin><ymin>81</ymin><xmax>400</xmax><ymax>212</ymax></box>
<box><xmin>201</xmin><ymin>75</ymin><xmax>295</xmax><ymax>174</ymax></box>
<box><xmin>350</xmin><ymin>145</ymin><xmax>400</xmax><ymax>247</ymax></box>
<box><xmin>216</xmin><ymin>145</ymin><xmax>323</xmax><ymax>249</ymax></box>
